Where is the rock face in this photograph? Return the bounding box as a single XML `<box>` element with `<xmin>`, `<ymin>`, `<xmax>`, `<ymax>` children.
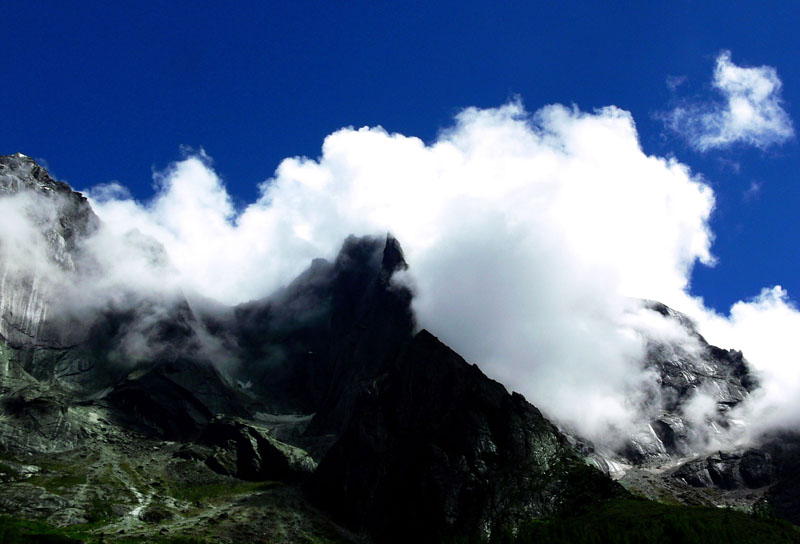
<box><xmin>0</xmin><ymin>153</ymin><xmax>99</xmax><ymax>348</ymax></box>
<box><xmin>655</xmin><ymin>433</ymin><xmax>800</xmax><ymax>525</ymax></box>
<box><xmin>0</xmin><ymin>154</ymin><xmax>254</xmax><ymax>441</ymax></box>
<box><xmin>104</xmin><ymin>358</ymin><xmax>252</xmax><ymax>441</ymax></box>
<box><xmin>226</xmin><ymin>234</ymin><xmax>415</xmax><ymax>425</ymax></box>
<box><xmin>201</xmin><ymin>234</ymin><xmax>622</xmax><ymax>540</ymax></box>
<box><xmin>619</xmin><ymin>301</ymin><xmax>758</xmax><ymax>465</ymax></box>
<box><xmin>762</xmin><ymin>434</ymin><xmax>800</xmax><ymax>525</ymax></box>
<box><xmin>0</xmin><ymin>383</ymin><xmax>89</xmax><ymax>454</ymax></box>
<box><xmin>673</xmin><ymin>434</ymin><xmax>800</xmax><ymax>524</ymax></box>
<box><xmin>0</xmin><ymin>152</ymin><xmax>273</xmax><ymax>459</ymax></box>
<box><xmin>673</xmin><ymin>449</ymin><xmax>776</xmax><ymax>490</ymax></box>
<box><xmin>307</xmin><ymin>330</ymin><xmax>622</xmax><ymax>542</ymax></box>
<box><xmin>584</xmin><ymin>301</ymin><xmax>785</xmax><ymax>517</ymax></box>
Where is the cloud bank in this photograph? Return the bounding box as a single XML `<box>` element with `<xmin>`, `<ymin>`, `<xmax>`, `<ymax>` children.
<box><xmin>667</xmin><ymin>50</ymin><xmax>794</xmax><ymax>151</ymax></box>
<box><xmin>80</xmin><ymin>101</ymin><xmax>721</xmax><ymax>446</ymax></box>
<box><xmin>81</xmin><ymin>100</ymin><xmax>800</xmax><ymax>445</ymax></box>
<box><xmin>0</xmin><ymin>96</ymin><xmax>766</xmax><ymax>450</ymax></box>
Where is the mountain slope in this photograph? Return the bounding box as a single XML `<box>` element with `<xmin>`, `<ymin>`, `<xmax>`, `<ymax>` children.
<box><xmin>308</xmin><ymin>329</ymin><xmax>622</xmax><ymax>542</ymax></box>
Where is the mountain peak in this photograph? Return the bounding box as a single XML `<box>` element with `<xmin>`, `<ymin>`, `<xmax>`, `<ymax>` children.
<box><xmin>0</xmin><ymin>153</ymin><xmax>83</xmax><ymax>200</ymax></box>
<box><xmin>381</xmin><ymin>233</ymin><xmax>407</xmax><ymax>276</ymax></box>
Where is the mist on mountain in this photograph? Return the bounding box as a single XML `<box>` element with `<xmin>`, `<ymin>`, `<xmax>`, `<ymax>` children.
<box><xmin>2</xmin><ymin>102</ymin><xmax>799</xmax><ymax>454</ymax></box>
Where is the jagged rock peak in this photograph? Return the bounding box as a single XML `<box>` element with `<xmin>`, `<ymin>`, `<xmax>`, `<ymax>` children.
<box><xmin>641</xmin><ymin>299</ymin><xmax>699</xmax><ymax>333</ymax></box>
<box><xmin>0</xmin><ymin>153</ymin><xmax>84</xmax><ymax>200</ymax></box>
<box><xmin>0</xmin><ymin>153</ymin><xmax>99</xmax><ymax>244</ymax></box>
<box><xmin>381</xmin><ymin>233</ymin><xmax>407</xmax><ymax>275</ymax></box>
<box><xmin>330</xmin><ymin>233</ymin><xmax>408</xmax><ymax>276</ymax></box>
<box><xmin>608</xmin><ymin>299</ymin><xmax>759</xmax><ymax>465</ymax></box>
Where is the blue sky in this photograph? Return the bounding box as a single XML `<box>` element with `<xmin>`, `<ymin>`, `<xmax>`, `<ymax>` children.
<box><xmin>2</xmin><ymin>1</ymin><xmax>799</xmax><ymax>314</ymax></box>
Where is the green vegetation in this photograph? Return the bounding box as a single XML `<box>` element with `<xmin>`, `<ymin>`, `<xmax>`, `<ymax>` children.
<box><xmin>84</xmin><ymin>493</ymin><xmax>120</xmax><ymax>524</ymax></box>
<box><xmin>0</xmin><ymin>515</ymin><xmax>87</xmax><ymax>543</ymax></box>
<box><xmin>512</xmin><ymin>498</ymin><xmax>800</xmax><ymax>544</ymax></box>
<box><xmin>0</xmin><ymin>514</ymin><xmax>212</xmax><ymax>544</ymax></box>
<box><xmin>0</xmin><ymin>462</ymin><xmax>19</xmax><ymax>478</ymax></box>
<box><xmin>118</xmin><ymin>461</ymin><xmax>148</xmax><ymax>490</ymax></box>
<box><xmin>171</xmin><ymin>480</ymin><xmax>280</xmax><ymax>503</ymax></box>
<box><xmin>26</xmin><ymin>472</ymin><xmax>87</xmax><ymax>493</ymax></box>
<box><xmin>5</xmin><ymin>444</ymin><xmax>797</xmax><ymax>544</ymax></box>
<box><xmin>114</xmin><ymin>535</ymin><xmax>208</xmax><ymax>543</ymax></box>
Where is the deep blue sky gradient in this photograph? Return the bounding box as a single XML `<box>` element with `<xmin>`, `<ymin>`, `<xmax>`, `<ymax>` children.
<box><xmin>2</xmin><ymin>1</ymin><xmax>798</xmax><ymax>312</ymax></box>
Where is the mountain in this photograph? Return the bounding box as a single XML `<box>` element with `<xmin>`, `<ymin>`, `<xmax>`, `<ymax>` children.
<box><xmin>0</xmin><ymin>154</ymin><xmax>798</xmax><ymax>543</ymax></box>
<box><xmin>629</xmin><ymin>301</ymin><xmax>757</xmax><ymax>463</ymax></box>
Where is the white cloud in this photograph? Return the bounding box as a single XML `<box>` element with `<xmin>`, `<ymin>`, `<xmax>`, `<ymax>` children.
<box><xmin>0</xmin><ymin>192</ymin><xmax>64</xmax><ymax>277</ymax></box>
<box><xmin>680</xmin><ymin>287</ymin><xmax>800</xmax><ymax>440</ymax></box>
<box><xmin>667</xmin><ymin>50</ymin><xmax>794</xmax><ymax>151</ymax></box>
<box><xmin>84</xmin><ymin>101</ymin><xmax>724</xmax><ymax>445</ymax></box>
<box><xmin>9</xmin><ymin>97</ymin><xmax>799</xmax><ymax>451</ymax></box>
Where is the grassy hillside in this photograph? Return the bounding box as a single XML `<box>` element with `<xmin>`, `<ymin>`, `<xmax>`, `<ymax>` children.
<box><xmin>512</xmin><ymin>497</ymin><xmax>800</xmax><ymax>544</ymax></box>
<box><xmin>4</xmin><ymin>496</ymin><xmax>800</xmax><ymax>543</ymax></box>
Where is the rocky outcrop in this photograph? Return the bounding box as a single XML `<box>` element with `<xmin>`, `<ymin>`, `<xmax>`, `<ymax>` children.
<box><xmin>0</xmin><ymin>383</ymin><xmax>89</xmax><ymax>454</ymax></box>
<box><xmin>661</xmin><ymin>434</ymin><xmax>800</xmax><ymax>524</ymax></box>
<box><xmin>196</xmin><ymin>233</ymin><xmax>624</xmax><ymax>541</ymax></box>
<box><xmin>199</xmin><ymin>416</ymin><xmax>316</xmax><ymax>482</ymax></box>
<box><xmin>104</xmin><ymin>359</ymin><xmax>252</xmax><ymax>441</ymax></box>
<box><xmin>0</xmin><ymin>155</ymin><xmax>256</xmax><ymax>427</ymax></box>
<box><xmin>673</xmin><ymin>449</ymin><xmax>776</xmax><ymax>490</ymax></box>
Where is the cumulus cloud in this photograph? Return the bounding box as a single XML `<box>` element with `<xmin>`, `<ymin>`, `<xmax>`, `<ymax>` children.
<box><xmin>666</xmin><ymin>50</ymin><xmax>794</xmax><ymax>151</ymax></box>
<box><xmin>83</xmin><ymin>101</ymin><xmax>725</xmax><ymax>445</ymax></box>
<box><xmin>0</xmin><ymin>96</ymin><xmax>791</xmax><ymax>451</ymax></box>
